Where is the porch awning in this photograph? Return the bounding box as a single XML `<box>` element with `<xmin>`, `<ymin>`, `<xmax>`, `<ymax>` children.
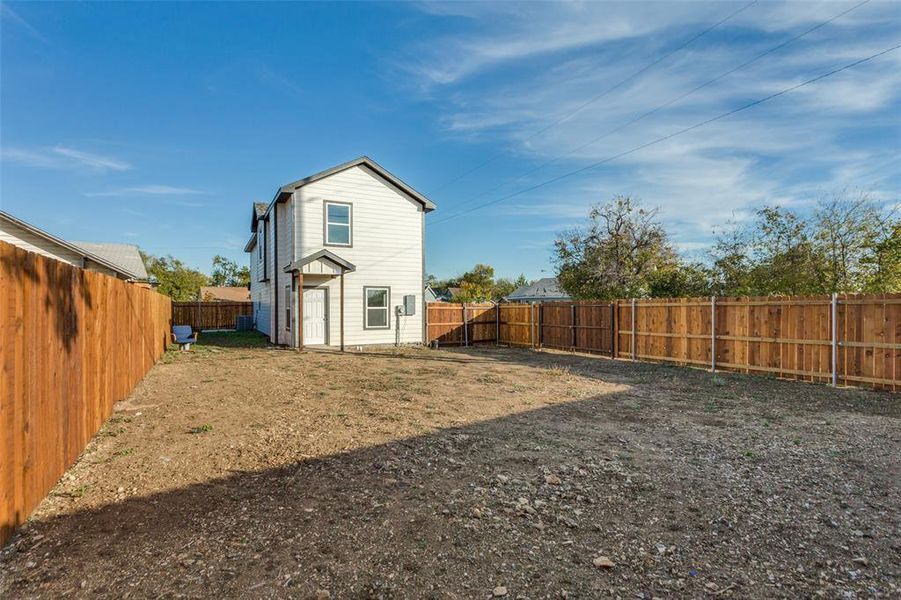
<box><xmin>283</xmin><ymin>249</ymin><xmax>356</xmax><ymax>276</ymax></box>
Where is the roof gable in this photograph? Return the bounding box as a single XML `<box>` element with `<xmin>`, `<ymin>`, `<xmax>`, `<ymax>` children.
<box><xmin>272</xmin><ymin>156</ymin><xmax>436</xmax><ymax>211</ymax></box>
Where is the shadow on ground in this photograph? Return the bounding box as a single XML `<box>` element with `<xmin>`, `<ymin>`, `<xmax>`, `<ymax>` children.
<box><xmin>2</xmin><ymin>344</ymin><xmax>898</xmax><ymax>599</ymax></box>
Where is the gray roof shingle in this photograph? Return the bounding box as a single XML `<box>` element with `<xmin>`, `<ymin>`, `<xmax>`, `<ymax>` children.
<box><xmin>72</xmin><ymin>242</ymin><xmax>148</xmax><ymax>280</ymax></box>
<box><xmin>507</xmin><ymin>277</ymin><xmax>571</xmax><ymax>301</ymax></box>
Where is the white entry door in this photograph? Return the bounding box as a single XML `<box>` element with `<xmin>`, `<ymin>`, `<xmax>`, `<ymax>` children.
<box><xmin>303</xmin><ymin>288</ymin><xmax>327</xmax><ymax>345</ymax></box>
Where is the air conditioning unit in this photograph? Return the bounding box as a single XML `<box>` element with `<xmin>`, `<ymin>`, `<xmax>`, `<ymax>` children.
<box><xmin>235</xmin><ymin>315</ymin><xmax>254</xmax><ymax>331</ymax></box>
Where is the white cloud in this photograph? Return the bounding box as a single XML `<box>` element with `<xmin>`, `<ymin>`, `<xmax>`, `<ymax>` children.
<box><xmin>1</xmin><ymin>145</ymin><xmax>132</xmax><ymax>172</ymax></box>
<box><xmin>85</xmin><ymin>185</ymin><xmax>206</xmax><ymax>197</ymax></box>
<box><xmin>414</xmin><ymin>0</ymin><xmax>901</xmax><ymax>259</ymax></box>
<box><xmin>1</xmin><ymin>3</ymin><xmax>48</xmax><ymax>43</ymax></box>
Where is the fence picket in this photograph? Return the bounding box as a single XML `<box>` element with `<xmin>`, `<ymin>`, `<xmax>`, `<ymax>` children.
<box><xmin>0</xmin><ymin>240</ymin><xmax>171</xmax><ymax>545</ymax></box>
<box><xmin>426</xmin><ymin>294</ymin><xmax>899</xmax><ymax>391</ymax></box>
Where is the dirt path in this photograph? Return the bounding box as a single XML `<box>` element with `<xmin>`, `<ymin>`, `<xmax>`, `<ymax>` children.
<box><xmin>1</xmin><ymin>335</ymin><xmax>898</xmax><ymax>598</ymax></box>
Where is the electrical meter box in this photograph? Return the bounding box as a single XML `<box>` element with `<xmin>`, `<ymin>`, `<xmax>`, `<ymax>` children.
<box><xmin>403</xmin><ymin>295</ymin><xmax>416</xmax><ymax>316</ymax></box>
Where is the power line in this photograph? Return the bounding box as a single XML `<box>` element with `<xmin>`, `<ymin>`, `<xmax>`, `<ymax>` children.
<box><xmin>427</xmin><ymin>0</ymin><xmax>759</xmax><ymax>195</ymax></box>
<box><xmin>436</xmin><ymin>0</ymin><xmax>873</xmax><ymax>222</ymax></box>
<box><xmin>429</xmin><ymin>42</ymin><xmax>901</xmax><ymax>227</ymax></box>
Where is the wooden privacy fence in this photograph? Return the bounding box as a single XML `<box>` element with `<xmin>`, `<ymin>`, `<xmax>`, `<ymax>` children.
<box><xmin>1</xmin><ymin>241</ymin><xmax>172</xmax><ymax>545</ymax></box>
<box><xmin>426</xmin><ymin>294</ymin><xmax>899</xmax><ymax>391</ymax></box>
<box><xmin>172</xmin><ymin>301</ymin><xmax>253</xmax><ymax>331</ymax></box>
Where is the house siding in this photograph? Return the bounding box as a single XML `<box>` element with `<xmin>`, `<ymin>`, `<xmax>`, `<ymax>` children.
<box><xmin>248</xmin><ymin>242</ymin><xmax>272</xmax><ymax>337</ymax></box>
<box><xmin>293</xmin><ymin>165</ymin><xmax>424</xmax><ymax>346</ymax></box>
<box><xmin>0</xmin><ymin>218</ymin><xmax>87</xmax><ymax>267</ymax></box>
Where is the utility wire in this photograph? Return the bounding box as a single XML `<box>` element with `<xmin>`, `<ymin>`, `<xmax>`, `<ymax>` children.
<box><xmin>427</xmin><ymin>0</ymin><xmax>759</xmax><ymax>195</ymax></box>
<box><xmin>436</xmin><ymin>0</ymin><xmax>873</xmax><ymax>222</ymax></box>
<box><xmin>429</xmin><ymin>42</ymin><xmax>901</xmax><ymax>227</ymax></box>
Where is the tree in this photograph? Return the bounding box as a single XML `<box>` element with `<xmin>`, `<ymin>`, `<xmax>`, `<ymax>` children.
<box><xmin>455</xmin><ymin>263</ymin><xmax>496</xmax><ymax>302</ymax></box>
<box><xmin>493</xmin><ymin>273</ymin><xmax>529</xmax><ymax>300</ymax></box>
<box><xmin>861</xmin><ymin>221</ymin><xmax>901</xmax><ymax>292</ymax></box>
<box><xmin>710</xmin><ymin>191</ymin><xmax>899</xmax><ymax>295</ymax></box>
<box><xmin>554</xmin><ymin>196</ymin><xmax>683</xmax><ymax>299</ymax></box>
<box><xmin>210</xmin><ymin>255</ymin><xmax>250</xmax><ymax>287</ymax></box>
<box><xmin>141</xmin><ymin>252</ymin><xmax>210</xmax><ymax>301</ymax></box>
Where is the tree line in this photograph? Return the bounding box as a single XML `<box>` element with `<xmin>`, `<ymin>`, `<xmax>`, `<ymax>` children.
<box><xmin>428</xmin><ymin>266</ymin><xmax>531</xmax><ymax>303</ymax></box>
<box><xmin>554</xmin><ymin>190</ymin><xmax>899</xmax><ymax>300</ymax></box>
<box><xmin>140</xmin><ymin>253</ymin><xmax>250</xmax><ymax>301</ymax></box>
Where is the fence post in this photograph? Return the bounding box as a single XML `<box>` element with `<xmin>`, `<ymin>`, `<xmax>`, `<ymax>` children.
<box><xmin>831</xmin><ymin>293</ymin><xmax>837</xmax><ymax>386</ymax></box>
<box><xmin>710</xmin><ymin>296</ymin><xmax>717</xmax><ymax>372</ymax></box>
<box><xmin>631</xmin><ymin>298</ymin><xmax>637</xmax><ymax>360</ymax></box>
<box><xmin>495</xmin><ymin>302</ymin><xmax>500</xmax><ymax>346</ymax></box>
<box><xmin>571</xmin><ymin>304</ymin><xmax>576</xmax><ymax>351</ymax></box>
<box><xmin>609</xmin><ymin>303</ymin><xmax>615</xmax><ymax>358</ymax></box>
<box><xmin>463</xmin><ymin>303</ymin><xmax>469</xmax><ymax>347</ymax></box>
<box><xmin>538</xmin><ymin>303</ymin><xmax>543</xmax><ymax>349</ymax></box>
<box><xmin>531</xmin><ymin>303</ymin><xmax>536</xmax><ymax>349</ymax></box>
<box><xmin>612</xmin><ymin>302</ymin><xmax>619</xmax><ymax>359</ymax></box>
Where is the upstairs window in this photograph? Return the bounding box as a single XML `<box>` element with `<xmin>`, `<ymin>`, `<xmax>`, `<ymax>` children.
<box><xmin>324</xmin><ymin>202</ymin><xmax>352</xmax><ymax>246</ymax></box>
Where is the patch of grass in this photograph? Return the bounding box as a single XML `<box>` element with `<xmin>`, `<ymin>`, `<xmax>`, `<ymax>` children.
<box><xmin>56</xmin><ymin>485</ymin><xmax>89</xmax><ymax>499</ymax></box>
<box><xmin>703</xmin><ymin>400</ymin><xmax>721</xmax><ymax>413</ymax></box>
<box><xmin>189</xmin><ymin>424</ymin><xmax>214</xmax><ymax>434</ymax></box>
<box><xmin>742</xmin><ymin>450</ymin><xmax>763</xmax><ymax>462</ymax></box>
<box><xmin>199</xmin><ymin>331</ymin><xmax>270</xmax><ymax>349</ymax></box>
<box><xmin>544</xmin><ymin>364</ymin><xmax>571</xmax><ymax>377</ymax></box>
<box><xmin>113</xmin><ymin>448</ymin><xmax>135</xmax><ymax>457</ymax></box>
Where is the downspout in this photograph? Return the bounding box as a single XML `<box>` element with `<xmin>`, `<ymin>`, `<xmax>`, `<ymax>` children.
<box><xmin>272</xmin><ymin>207</ymin><xmax>278</xmax><ymax>345</ymax></box>
<box><xmin>421</xmin><ymin>208</ymin><xmax>426</xmax><ymax>345</ymax></box>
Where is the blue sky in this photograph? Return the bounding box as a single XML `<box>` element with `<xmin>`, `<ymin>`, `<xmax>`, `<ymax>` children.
<box><xmin>2</xmin><ymin>1</ymin><xmax>899</xmax><ymax>280</ymax></box>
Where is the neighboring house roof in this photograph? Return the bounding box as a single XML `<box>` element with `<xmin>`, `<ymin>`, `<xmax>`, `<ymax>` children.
<box><xmin>200</xmin><ymin>286</ymin><xmax>251</xmax><ymax>302</ymax></box>
<box><xmin>253</xmin><ymin>157</ymin><xmax>436</xmax><ymax>232</ymax></box>
<box><xmin>0</xmin><ymin>210</ymin><xmax>145</xmax><ymax>281</ymax></box>
<box><xmin>72</xmin><ymin>242</ymin><xmax>148</xmax><ymax>280</ymax></box>
<box><xmin>507</xmin><ymin>278</ymin><xmax>571</xmax><ymax>302</ymax></box>
<box><xmin>425</xmin><ymin>285</ymin><xmax>439</xmax><ymax>302</ymax></box>
<box><xmin>446</xmin><ymin>287</ymin><xmax>462</xmax><ymax>299</ymax></box>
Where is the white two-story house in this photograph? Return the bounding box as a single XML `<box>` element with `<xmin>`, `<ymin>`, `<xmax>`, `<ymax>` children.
<box><xmin>244</xmin><ymin>157</ymin><xmax>436</xmax><ymax>349</ymax></box>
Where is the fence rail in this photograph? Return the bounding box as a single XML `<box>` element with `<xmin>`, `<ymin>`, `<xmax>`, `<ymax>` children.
<box><xmin>172</xmin><ymin>301</ymin><xmax>253</xmax><ymax>331</ymax></box>
<box><xmin>1</xmin><ymin>240</ymin><xmax>172</xmax><ymax>545</ymax></box>
<box><xmin>427</xmin><ymin>293</ymin><xmax>899</xmax><ymax>392</ymax></box>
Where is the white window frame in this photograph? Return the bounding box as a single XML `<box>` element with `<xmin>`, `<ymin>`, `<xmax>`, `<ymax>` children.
<box><xmin>324</xmin><ymin>201</ymin><xmax>352</xmax><ymax>247</ymax></box>
<box><xmin>284</xmin><ymin>285</ymin><xmax>291</xmax><ymax>331</ymax></box>
<box><xmin>363</xmin><ymin>286</ymin><xmax>390</xmax><ymax>330</ymax></box>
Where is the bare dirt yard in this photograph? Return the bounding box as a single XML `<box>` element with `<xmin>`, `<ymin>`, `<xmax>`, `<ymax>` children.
<box><xmin>1</xmin><ymin>333</ymin><xmax>898</xmax><ymax>599</ymax></box>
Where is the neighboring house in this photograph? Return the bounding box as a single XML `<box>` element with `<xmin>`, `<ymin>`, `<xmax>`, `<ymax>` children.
<box><xmin>201</xmin><ymin>286</ymin><xmax>251</xmax><ymax>302</ymax></box>
<box><xmin>245</xmin><ymin>156</ymin><xmax>436</xmax><ymax>349</ymax></box>
<box><xmin>425</xmin><ymin>285</ymin><xmax>439</xmax><ymax>303</ymax></box>
<box><xmin>506</xmin><ymin>277</ymin><xmax>571</xmax><ymax>303</ymax></box>
<box><xmin>0</xmin><ymin>210</ymin><xmax>148</xmax><ymax>282</ymax></box>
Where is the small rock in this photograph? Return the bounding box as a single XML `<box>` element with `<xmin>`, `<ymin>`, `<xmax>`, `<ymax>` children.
<box><xmin>471</xmin><ymin>507</ymin><xmax>482</xmax><ymax>519</ymax></box>
<box><xmin>545</xmin><ymin>474</ymin><xmax>562</xmax><ymax>486</ymax></box>
<box><xmin>493</xmin><ymin>586</ymin><xmax>508</xmax><ymax>597</ymax></box>
<box><xmin>852</xmin><ymin>557</ymin><xmax>869</xmax><ymax>567</ymax></box>
<box><xmin>315</xmin><ymin>590</ymin><xmax>330</xmax><ymax>600</ymax></box>
<box><xmin>593</xmin><ymin>556</ymin><xmax>615</xmax><ymax>568</ymax></box>
<box><xmin>117</xmin><ymin>487</ymin><xmax>125</xmax><ymax>494</ymax></box>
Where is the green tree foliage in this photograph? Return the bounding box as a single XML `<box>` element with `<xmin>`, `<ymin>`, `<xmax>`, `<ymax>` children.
<box><xmin>141</xmin><ymin>252</ymin><xmax>210</xmax><ymax>301</ymax></box>
<box><xmin>554</xmin><ymin>190</ymin><xmax>898</xmax><ymax>299</ymax></box>
<box><xmin>711</xmin><ymin>191</ymin><xmax>899</xmax><ymax>295</ymax></box>
<box><xmin>431</xmin><ymin>268</ymin><xmax>531</xmax><ymax>302</ymax></box>
<box><xmin>554</xmin><ymin>196</ymin><xmax>704</xmax><ymax>299</ymax></box>
<box><xmin>210</xmin><ymin>255</ymin><xmax>250</xmax><ymax>287</ymax></box>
